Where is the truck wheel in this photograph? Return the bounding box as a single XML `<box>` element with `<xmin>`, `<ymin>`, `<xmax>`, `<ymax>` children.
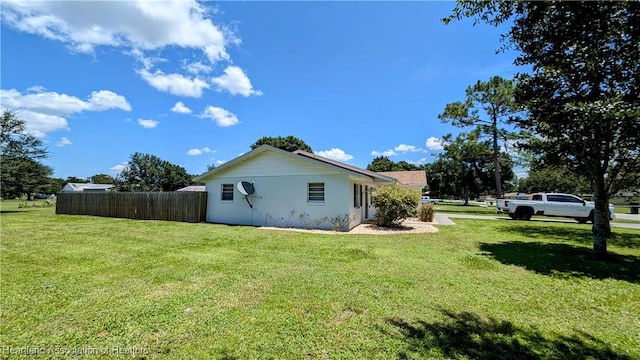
<box><xmin>515</xmin><ymin>207</ymin><xmax>533</xmax><ymax>221</ymax></box>
<box><xmin>508</xmin><ymin>214</ymin><xmax>517</xmax><ymax>220</ymax></box>
<box><xmin>588</xmin><ymin>211</ymin><xmax>594</xmax><ymax>223</ymax></box>
<box><xmin>576</xmin><ymin>217</ymin><xmax>588</xmax><ymax>224</ymax></box>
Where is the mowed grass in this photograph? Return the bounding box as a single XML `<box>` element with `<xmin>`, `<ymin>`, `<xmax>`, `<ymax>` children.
<box><xmin>436</xmin><ymin>202</ymin><xmax>640</xmax><ymax>224</ymax></box>
<box><xmin>435</xmin><ymin>202</ymin><xmax>502</xmax><ymax>215</ymax></box>
<box><xmin>1</xmin><ymin>201</ymin><xmax>639</xmax><ymax>359</ymax></box>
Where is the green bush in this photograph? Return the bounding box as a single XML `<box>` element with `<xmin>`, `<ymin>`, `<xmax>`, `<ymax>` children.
<box><xmin>418</xmin><ymin>203</ymin><xmax>435</xmax><ymax>222</ymax></box>
<box><xmin>371</xmin><ymin>185</ymin><xmax>420</xmax><ymax>228</ymax></box>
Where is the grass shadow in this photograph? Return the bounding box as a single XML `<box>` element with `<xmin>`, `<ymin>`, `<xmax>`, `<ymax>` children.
<box><xmin>502</xmin><ymin>224</ymin><xmax>639</xmax><ymax>249</ymax></box>
<box><xmin>479</xmin><ymin>241</ymin><xmax>640</xmax><ymax>283</ymax></box>
<box><xmin>385</xmin><ymin>309</ymin><xmax>632</xmax><ymax>360</ymax></box>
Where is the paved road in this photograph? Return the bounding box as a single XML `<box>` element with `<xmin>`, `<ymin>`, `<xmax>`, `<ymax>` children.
<box><xmin>436</xmin><ymin>213</ymin><xmax>640</xmax><ymax>230</ymax></box>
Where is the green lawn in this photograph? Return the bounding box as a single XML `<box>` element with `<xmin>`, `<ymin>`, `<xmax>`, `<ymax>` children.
<box><xmin>435</xmin><ymin>202</ymin><xmax>640</xmax><ymax>224</ymax></box>
<box><xmin>1</xmin><ymin>201</ymin><xmax>639</xmax><ymax>359</ymax></box>
<box><xmin>434</xmin><ymin>202</ymin><xmax>502</xmax><ymax>215</ymax></box>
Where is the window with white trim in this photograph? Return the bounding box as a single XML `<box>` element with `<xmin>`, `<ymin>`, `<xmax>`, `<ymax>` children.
<box><xmin>221</xmin><ymin>184</ymin><xmax>234</xmax><ymax>201</ymax></box>
<box><xmin>308</xmin><ymin>182</ymin><xmax>325</xmax><ymax>202</ymax></box>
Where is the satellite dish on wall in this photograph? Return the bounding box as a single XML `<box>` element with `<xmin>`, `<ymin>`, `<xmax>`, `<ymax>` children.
<box><xmin>237</xmin><ymin>181</ymin><xmax>255</xmax><ymax>196</ymax></box>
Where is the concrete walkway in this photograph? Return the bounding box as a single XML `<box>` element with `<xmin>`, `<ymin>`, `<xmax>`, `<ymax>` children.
<box><xmin>433</xmin><ymin>214</ymin><xmax>456</xmax><ymax>225</ymax></box>
<box><xmin>436</xmin><ymin>213</ymin><xmax>639</xmax><ymax>230</ymax></box>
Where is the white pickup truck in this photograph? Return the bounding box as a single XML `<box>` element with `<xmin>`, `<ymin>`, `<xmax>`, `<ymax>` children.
<box><xmin>496</xmin><ymin>193</ymin><xmax>615</xmax><ymax>223</ymax></box>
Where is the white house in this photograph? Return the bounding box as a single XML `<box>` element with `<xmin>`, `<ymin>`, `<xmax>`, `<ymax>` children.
<box><xmin>61</xmin><ymin>183</ymin><xmax>114</xmax><ymax>193</ymax></box>
<box><xmin>194</xmin><ymin>145</ymin><xmax>396</xmax><ymax>230</ymax></box>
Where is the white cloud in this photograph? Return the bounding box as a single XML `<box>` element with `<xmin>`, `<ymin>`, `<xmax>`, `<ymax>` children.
<box><xmin>408</xmin><ymin>158</ymin><xmax>429</xmax><ymax>165</ymax></box>
<box><xmin>87</xmin><ymin>90</ymin><xmax>131</xmax><ymax>111</ymax></box>
<box><xmin>371</xmin><ymin>143</ymin><xmax>425</xmax><ymax>157</ymax></box>
<box><xmin>394</xmin><ymin>144</ymin><xmax>422</xmax><ymax>153</ymax></box>
<box><xmin>371</xmin><ymin>149</ymin><xmax>397</xmax><ymax>157</ymax></box>
<box><xmin>138</xmin><ymin>69</ymin><xmax>209</xmax><ymax>98</ymax></box>
<box><xmin>0</xmin><ymin>88</ymin><xmax>130</xmax><ymax>136</ymax></box>
<box><xmin>171</xmin><ymin>101</ymin><xmax>192</xmax><ymax>114</ymax></box>
<box><xmin>187</xmin><ymin>147</ymin><xmax>213</xmax><ymax>156</ymax></box>
<box><xmin>26</xmin><ymin>85</ymin><xmax>47</xmax><ymax>93</ymax></box>
<box><xmin>426</xmin><ymin>137</ymin><xmax>445</xmax><ymax>151</ymax></box>
<box><xmin>138</xmin><ymin>118</ymin><xmax>158</xmax><ymax>128</ymax></box>
<box><xmin>200</xmin><ymin>106</ymin><xmax>239</xmax><ymax>127</ymax></box>
<box><xmin>315</xmin><ymin>148</ymin><xmax>354</xmax><ymax>162</ymax></box>
<box><xmin>56</xmin><ymin>137</ymin><xmax>72</xmax><ymax>147</ymax></box>
<box><xmin>109</xmin><ymin>163</ymin><xmax>128</xmax><ymax>174</ymax></box>
<box><xmin>0</xmin><ymin>1</ymin><xmax>230</xmax><ymax>61</ymax></box>
<box><xmin>0</xmin><ymin>2</ymin><xmax>268</xmax><ymax>100</ymax></box>
<box><xmin>215</xmin><ymin>160</ymin><xmax>226</xmax><ymax>166</ymax></box>
<box><xmin>212</xmin><ymin>66</ymin><xmax>262</xmax><ymax>97</ymax></box>
<box><xmin>184</xmin><ymin>61</ymin><xmax>212</xmax><ymax>75</ymax></box>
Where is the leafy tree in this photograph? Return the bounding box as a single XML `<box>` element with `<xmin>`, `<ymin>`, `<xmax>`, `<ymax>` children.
<box><xmin>44</xmin><ymin>177</ymin><xmax>65</xmax><ymax>194</ymax></box>
<box><xmin>367</xmin><ymin>156</ymin><xmax>423</xmax><ymax>172</ymax></box>
<box><xmin>64</xmin><ymin>176</ymin><xmax>89</xmax><ymax>184</ymax></box>
<box><xmin>371</xmin><ymin>184</ymin><xmax>420</xmax><ymax>228</ymax></box>
<box><xmin>427</xmin><ymin>130</ymin><xmax>514</xmax><ymax>204</ymax></box>
<box><xmin>0</xmin><ymin>111</ymin><xmax>50</xmax><ymax>199</ymax></box>
<box><xmin>251</xmin><ymin>135</ymin><xmax>312</xmax><ymax>152</ymax></box>
<box><xmin>517</xmin><ymin>167</ymin><xmax>585</xmax><ymax>195</ymax></box>
<box><xmin>367</xmin><ymin>156</ymin><xmax>396</xmax><ymax>172</ymax></box>
<box><xmin>1</xmin><ymin>156</ymin><xmax>52</xmax><ymax>199</ymax></box>
<box><xmin>395</xmin><ymin>161</ymin><xmax>421</xmax><ymax>171</ymax></box>
<box><xmin>116</xmin><ymin>153</ymin><xmax>192</xmax><ymax>192</ymax></box>
<box><xmin>444</xmin><ymin>1</ymin><xmax>640</xmax><ymax>259</ymax></box>
<box><xmin>89</xmin><ymin>173</ymin><xmax>115</xmax><ymax>184</ymax></box>
<box><xmin>438</xmin><ymin>76</ymin><xmax>520</xmax><ymax>199</ymax></box>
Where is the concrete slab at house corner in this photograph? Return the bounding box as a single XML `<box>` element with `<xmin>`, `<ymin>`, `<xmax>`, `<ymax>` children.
<box><xmin>194</xmin><ymin>145</ymin><xmax>396</xmax><ymax>230</ymax></box>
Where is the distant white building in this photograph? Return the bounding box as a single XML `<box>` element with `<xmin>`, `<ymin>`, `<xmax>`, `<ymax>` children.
<box><xmin>61</xmin><ymin>183</ymin><xmax>114</xmax><ymax>193</ymax></box>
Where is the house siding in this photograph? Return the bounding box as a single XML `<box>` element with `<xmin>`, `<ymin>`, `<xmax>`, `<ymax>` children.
<box><xmin>201</xmin><ymin>148</ymin><xmax>392</xmax><ymax>230</ymax></box>
<box><xmin>204</xmin><ymin>151</ymin><xmax>352</xmax><ymax>230</ymax></box>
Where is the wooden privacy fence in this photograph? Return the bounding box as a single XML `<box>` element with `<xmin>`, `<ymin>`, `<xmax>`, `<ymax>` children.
<box><xmin>56</xmin><ymin>192</ymin><xmax>208</xmax><ymax>223</ymax></box>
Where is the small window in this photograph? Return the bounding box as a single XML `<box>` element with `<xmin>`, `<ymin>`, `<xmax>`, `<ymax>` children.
<box><xmin>308</xmin><ymin>182</ymin><xmax>325</xmax><ymax>202</ymax></box>
<box><xmin>221</xmin><ymin>184</ymin><xmax>234</xmax><ymax>201</ymax></box>
<box><xmin>353</xmin><ymin>184</ymin><xmax>359</xmax><ymax>207</ymax></box>
<box><xmin>352</xmin><ymin>184</ymin><xmax>362</xmax><ymax>207</ymax></box>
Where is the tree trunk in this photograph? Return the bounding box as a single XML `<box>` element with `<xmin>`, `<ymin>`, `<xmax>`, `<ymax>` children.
<box><xmin>492</xmin><ymin>120</ymin><xmax>503</xmax><ymax>199</ymax></box>
<box><xmin>591</xmin><ymin>186</ymin><xmax>611</xmax><ymax>260</ymax></box>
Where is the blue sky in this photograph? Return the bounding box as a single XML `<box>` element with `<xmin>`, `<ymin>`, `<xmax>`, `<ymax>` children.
<box><xmin>1</xmin><ymin>1</ymin><xmax>522</xmax><ymax>179</ymax></box>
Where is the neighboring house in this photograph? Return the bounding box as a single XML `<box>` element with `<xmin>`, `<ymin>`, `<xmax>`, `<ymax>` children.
<box><xmin>61</xmin><ymin>183</ymin><xmax>114</xmax><ymax>193</ymax></box>
<box><xmin>377</xmin><ymin>171</ymin><xmax>427</xmax><ymax>192</ymax></box>
<box><xmin>194</xmin><ymin>145</ymin><xmax>396</xmax><ymax>230</ymax></box>
<box><xmin>176</xmin><ymin>186</ymin><xmax>206</xmax><ymax>192</ymax></box>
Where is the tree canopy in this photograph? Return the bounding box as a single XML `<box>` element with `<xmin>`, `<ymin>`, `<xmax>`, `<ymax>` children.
<box><xmin>89</xmin><ymin>174</ymin><xmax>115</xmax><ymax>184</ymax></box>
<box><xmin>366</xmin><ymin>156</ymin><xmax>423</xmax><ymax>172</ymax></box>
<box><xmin>0</xmin><ymin>111</ymin><xmax>51</xmax><ymax>199</ymax></box>
<box><xmin>444</xmin><ymin>1</ymin><xmax>640</xmax><ymax>259</ymax></box>
<box><xmin>115</xmin><ymin>153</ymin><xmax>192</xmax><ymax>192</ymax></box>
<box><xmin>250</xmin><ymin>135</ymin><xmax>313</xmax><ymax>153</ymax></box>
<box><xmin>438</xmin><ymin>76</ymin><xmax>520</xmax><ymax>199</ymax></box>
<box><xmin>427</xmin><ymin>130</ymin><xmax>514</xmax><ymax>203</ymax></box>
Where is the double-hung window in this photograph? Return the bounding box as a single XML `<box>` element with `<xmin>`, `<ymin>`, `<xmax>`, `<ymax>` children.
<box><xmin>221</xmin><ymin>184</ymin><xmax>234</xmax><ymax>201</ymax></box>
<box><xmin>308</xmin><ymin>182</ymin><xmax>325</xmax><ymax>203</ymax></box>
